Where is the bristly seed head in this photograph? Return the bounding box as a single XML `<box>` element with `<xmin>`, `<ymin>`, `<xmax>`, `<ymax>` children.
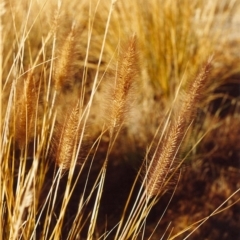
<box><xmin>145</xmin><ymin>59</ymin><xmax>212</xmax><ymax>198</ymax></box>
<box><xmin>108</xmin><ymin>34</ymin><xmax>138</xmax><ymax>136</ymax></box>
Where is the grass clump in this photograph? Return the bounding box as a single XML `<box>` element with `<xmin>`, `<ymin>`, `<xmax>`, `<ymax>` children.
<box><xmin>0</xmin><ymin>0</ymin><xmax>240</xmax><ymax>239</ymax></box>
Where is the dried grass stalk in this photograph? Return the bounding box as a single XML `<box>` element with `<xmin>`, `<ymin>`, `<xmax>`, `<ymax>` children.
<box><xmin>145</xmin><ymin>58</ymin><xmax>212</xmax><ymax>198</ymax></box>
<box><xmin>11</xmin><ymin>187</ymin><xmax>33</xmax><ymax>240</ymax></box>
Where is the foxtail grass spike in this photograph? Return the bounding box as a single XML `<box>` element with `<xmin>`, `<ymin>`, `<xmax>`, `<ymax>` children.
<box><xmin>145</xmin><ymin>58</ymin><xmax>211</xmax><ymax>198</ymax></box>
<box><xmin>14</xmin><ymin>71</ymin><xmax>38</xmax><ymax>148</ymax></box>
<box><xmin>108</xmin><ymin>34</ymin><xmax>138</xmax><ymax>136</ymax></box>
<box><xmin>53</xmin><ymin>27</ymin><xmax>76</xmax><ymax>92</ymax></box>
<box><xmin>54</xmin><ymin>102</ymin><xmax>82</xmax><ymax>170</ymax></box>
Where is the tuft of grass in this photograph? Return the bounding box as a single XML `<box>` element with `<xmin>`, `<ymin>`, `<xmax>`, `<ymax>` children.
<box><xmin>0</xmin><ymin>0</ymin><xmax>240</xmax><ymax>239</ymax></box>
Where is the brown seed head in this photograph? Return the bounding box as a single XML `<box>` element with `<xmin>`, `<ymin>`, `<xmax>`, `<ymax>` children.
<box><xmin>145</xmin><ymin>58</ymin><xmax>211</xmax><ymax>197</ymax></box>
<box><xmin>108</xmin><ymin>34</ymin><xmax>138</xmax><ymax>135</ymax></box>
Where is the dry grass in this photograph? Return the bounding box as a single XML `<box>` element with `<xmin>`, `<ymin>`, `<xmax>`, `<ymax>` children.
<box><xmin>0</xmin><ymin>0</ymin><xmax>240</xmax><ymax>239</ymax></box>
<box><xmin>145</xmin><ymin>59</ymin><xmax>211</xmax><ymax>198</ymax></box>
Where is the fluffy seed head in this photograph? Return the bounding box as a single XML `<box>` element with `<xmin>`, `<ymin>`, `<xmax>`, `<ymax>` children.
<box><xmin>108</xmin><ymin>34</ymin><xmax>138</xmax><ymax>135</ymax></box>
<box><xmin>53</xmin><ymin>102</ymin><xmax>82</xmax><ymax>170</ymax></box>
<box><xmin>145</xmin><ymin>58</ymin><xmax>211</xmax><ymax>197</ymax></box>
<box><xmin>53</xmin><ymin>27</ymin><xmax>76</xmax><ymax>92</ymax></box>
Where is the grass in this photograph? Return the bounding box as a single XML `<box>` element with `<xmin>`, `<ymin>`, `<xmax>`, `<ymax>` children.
<box><xmin>0</xmin><ymin>0</ymin><xmax>240</xmax><ymax>239</ymax></box>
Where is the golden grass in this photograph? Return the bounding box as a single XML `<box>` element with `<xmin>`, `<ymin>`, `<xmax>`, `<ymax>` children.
<box><xmin>107</xmin><ymin>34</ymin><xmax>138</xmax><ymax>136</ymax></box>
<box><xmin>0</xmin><ymin>0</ymin><xmax>240</xmax><ymax>239</ymax></box>
<box><xmin>145</xmin><ymin>59</ymin><xmax>211</xmax><ymax>198</ymax></box>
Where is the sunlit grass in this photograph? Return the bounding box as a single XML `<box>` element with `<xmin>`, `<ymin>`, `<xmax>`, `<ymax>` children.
<box><xmin>0</xmin><ymin>0</ymin><xmax>240</xmax><ymax>239</ymax></box>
